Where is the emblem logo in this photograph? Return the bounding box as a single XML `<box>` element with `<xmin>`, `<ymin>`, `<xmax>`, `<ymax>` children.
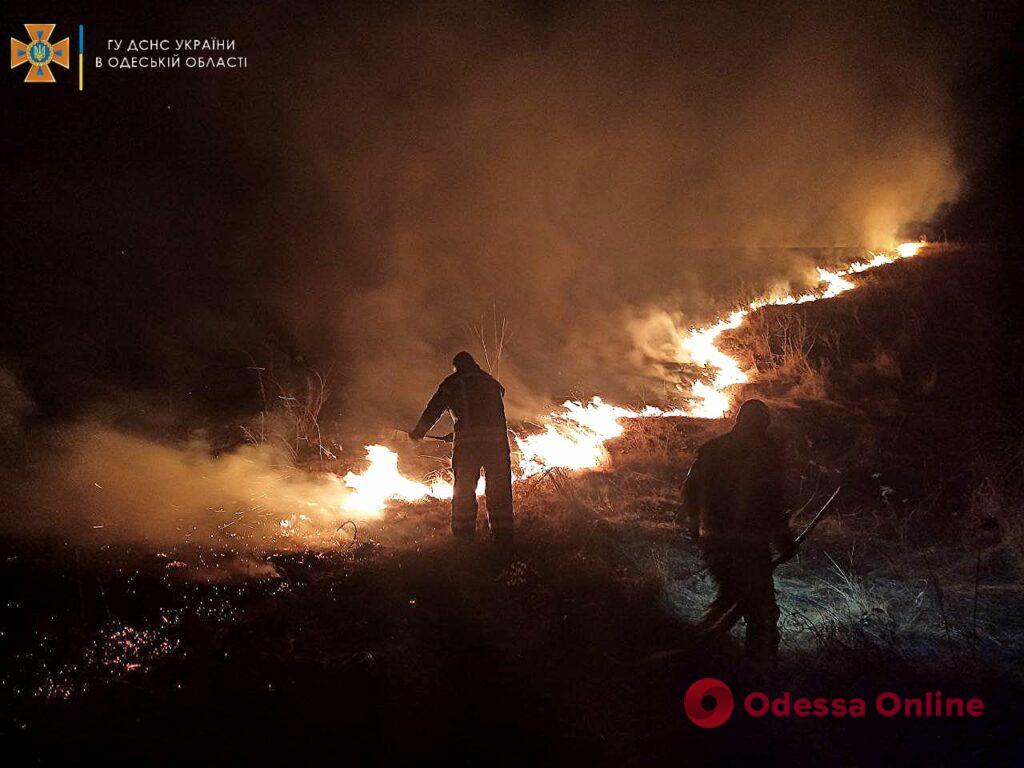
<box><xmin>10</xmin><ymin>24</ymin><xmax>71</xmax><ymax>83</ymax></box>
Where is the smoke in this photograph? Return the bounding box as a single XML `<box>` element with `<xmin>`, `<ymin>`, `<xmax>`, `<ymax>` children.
<box><xmin>245</xmin><ymin>0</ymin><xmax>961</xmax><ymax>424</ymax></box>
<box><xmin>3</xmin><ymin>1</ymin><xmax>973</xmax><ymax>426</ymax></box>
<box><xmin>0</xmin><ymin>367</ymin><xmax>34</xmax><ymax>439</ymax></box>
<box><xmin>3</xmin><ymin>0</ymin><xmax>999</xmax><ymax>551</ymax></box>
<box><xmin>0</xmin><ymin>370</ymin><xmax>362</xmax><ymax>550</ymax></box>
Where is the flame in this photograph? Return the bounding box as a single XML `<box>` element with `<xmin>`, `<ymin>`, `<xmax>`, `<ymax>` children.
<box><xmin>340</xmin><ymin>444</ymin><xmax>440</xmax><ymax>515</ymax></box>
<box><xmin>314</xmin><ymin>241</ymin><xmax>927</xmax><ymax>522</ymax></box>
<box><xmin>896</xmin><ymin>241</ymin><xmax>923</xmax><ymax>258</ymax></box>
<box><xmin>674</xmin><ymin>240</ymin><xmax>928</xmax><ymax>417</ymax></box>
<box><xmin>514</xmin><ymin>396</ymin><xmax>683</xmax><ymax>477</ymax></box>
<box><xmin>334</xmin><ymin>397</ymin><xmax>682</xmax><ymax>516</ymax></box>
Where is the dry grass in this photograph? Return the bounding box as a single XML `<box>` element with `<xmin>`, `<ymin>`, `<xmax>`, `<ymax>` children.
<box><xmin>469</xmin><ymin>307</ymin><xmax>514</xmax><ymax>374</ymax></box>
<box><xmin>727</xmin><ymin>307</ymin><xmax>830</xmax><ymax>401</ymax></box>
<box><xmin>240</xmin><ymin>362</ymin><xmax>338</xmax><ymax>466</ymax></box>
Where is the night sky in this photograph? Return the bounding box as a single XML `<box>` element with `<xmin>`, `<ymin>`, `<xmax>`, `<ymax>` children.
<box><xmin>1</xmin><ymin>1</ymin><xmax>1019</xmax><ymax>425</ymax></box>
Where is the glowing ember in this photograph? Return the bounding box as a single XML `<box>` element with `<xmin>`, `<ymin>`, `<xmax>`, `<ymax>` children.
<box><xmin>323</xmin><ymin>241</ymin><xmax>928</xmax><ymax>520</ymax></box>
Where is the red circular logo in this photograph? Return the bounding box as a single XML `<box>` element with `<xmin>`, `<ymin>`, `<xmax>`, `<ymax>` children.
<box><xmin>684</xmin><ymin>678</ymin><xmax>734</xmax><ymax>728</ymax></box>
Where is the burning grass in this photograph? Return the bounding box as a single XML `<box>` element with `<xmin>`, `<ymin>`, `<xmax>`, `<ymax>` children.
<box><xmin>258</xmin><ymin>242</ymin><xmax>937</xmax><ymax>531</ymax></box>
<box><xmin>3</xmin><ymin>243</ymin><xmax>1021</xmax><ymax>763</ymax></box>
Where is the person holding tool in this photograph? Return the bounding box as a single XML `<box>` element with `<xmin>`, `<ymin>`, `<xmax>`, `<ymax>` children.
<box><xmin>409</xmin><ymin>352</ymin><xmax>514</xmax><ymax>550</ymax></box>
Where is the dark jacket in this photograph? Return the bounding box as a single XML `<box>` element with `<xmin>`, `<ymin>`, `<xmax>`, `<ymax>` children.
<box><xmin>681</xmin><ymin>425</ymin><xmax>790</xmax><ymax>548</ymax></box>
<box><xmin>411</xmin><ymin>364</ymin><xmax>508</xmax><ymax>444</ymax></box>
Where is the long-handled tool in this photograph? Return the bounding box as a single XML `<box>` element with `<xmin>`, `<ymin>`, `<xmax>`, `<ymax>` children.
<box><xmin>393</xmin><ymin>428</ymin><xmax>454</xmax><ymax>443</ymax></box>
<box><xmin>675</xmin><ymin>482</ymin><xmax>836</xmax><ymax>587</ymax></box>
<box><xmin>772</xmin><ymin>484</ymin><xmax>841</xmax><ymax>567</ymax></box>
<box><xmin>704</xmin><ymin>486</ymin><xmax>842</xmax><ymax>633</ymax></box>
<box><xmin>650</xmin><ymin>487</ymin><xmax>841</xmax><ymax>664</ymax></box>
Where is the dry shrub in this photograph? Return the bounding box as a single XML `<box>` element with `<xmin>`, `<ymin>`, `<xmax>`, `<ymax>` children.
<box><xmin>728</xmin><ymin>308</ymin><xmax>829</xmax><ymax>401</ymax></box>
<box><xmin>469</xmin><ymin>309</ymin><xmax>514</xmax><ymax>374</ymax></box>
<box><xmin>608</xmin><ymin>416</ymin><xmax>708</xmax><ymax>470</ymax></box>
<box><xmin>241</xmin><ymin>364</ymin><xmax>339</xmax><ymax>466</ymax></box>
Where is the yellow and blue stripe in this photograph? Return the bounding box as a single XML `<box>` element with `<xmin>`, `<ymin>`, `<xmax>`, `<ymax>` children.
<box><xmin>77</xmin><ymin>24</ymin><xmax>83</xmax><ymax>90</ymax></box>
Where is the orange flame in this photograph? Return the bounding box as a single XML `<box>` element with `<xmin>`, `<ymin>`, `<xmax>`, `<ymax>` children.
<box><xmin>674</xmin><ymin>240</ymin><xmax>928</xmax><ymax>417</ymax></box>
<box><xmin>330</xmin><ymin>397</ymin><xmax>683</xmax><ymax>517</ymax></box>
<box><xmin>308</xmin><ymin>241</ymin><xmax>927</xmax><ymax>523</ymax></box>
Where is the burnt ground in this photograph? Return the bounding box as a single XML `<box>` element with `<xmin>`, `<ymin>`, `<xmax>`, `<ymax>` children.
<box><xmin>2</xmin><ymin>246</ymin><xmax>1023</xmax><ymax>765</ymax></box>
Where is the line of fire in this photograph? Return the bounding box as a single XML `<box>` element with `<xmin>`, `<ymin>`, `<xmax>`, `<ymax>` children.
<box><xmin>1</xmin><ymin>1</ymin><xmax>1020</xmax><ymax>765</ymax></box>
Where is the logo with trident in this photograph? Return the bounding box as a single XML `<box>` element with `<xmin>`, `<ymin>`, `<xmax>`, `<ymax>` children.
<box><xmin>10</xmin><ymin>24</ymin><xmax>70</xmax><ymax>82</ymax></box>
